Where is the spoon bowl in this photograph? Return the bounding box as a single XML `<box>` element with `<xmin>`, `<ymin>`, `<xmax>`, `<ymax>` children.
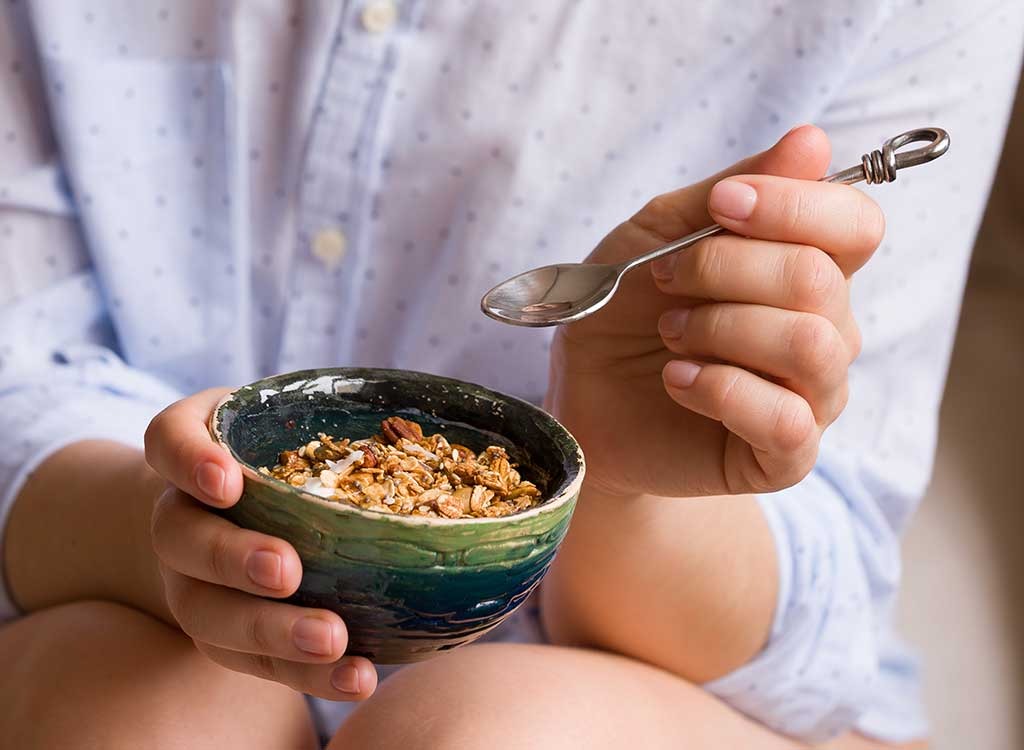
<box><xmin>481</xmin><ymin>263</ymin><xmax>623</xmax><ymax>326</ymax></box>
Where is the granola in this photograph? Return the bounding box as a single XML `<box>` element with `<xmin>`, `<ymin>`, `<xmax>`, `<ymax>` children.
<box><xmin>260</xmin><ymin>416</ymin><xmax>542</xmax><ymax>519</ymax></box>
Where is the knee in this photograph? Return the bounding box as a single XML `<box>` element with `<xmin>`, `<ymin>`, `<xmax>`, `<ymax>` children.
<box><xmin>331</xmin><ymin>643</ymin><xmax>731</xmax><ymax>750</ymax></box>
<box><xmin>332</xmin><ymin>645</ymin><xmax>513</xmax><ymax>750</ymax></box>
<box><xmin>8</xmin><ymin>598</ymin><xmax>170</xmax><ymax>644</ymax></box>
<box><xmin>1</xmin><ymin>600</ymin><xmax>178</xmax><ymax>686</ymax></box>
<box><xmin>0</xmin><ymin>600</ymin><xmax>315</xmax><ymax>749</ymax></box>
<box><xmin>332</xmin><ymin>644</ymin><xmax>599</xmax><ymax>750</ymax></box>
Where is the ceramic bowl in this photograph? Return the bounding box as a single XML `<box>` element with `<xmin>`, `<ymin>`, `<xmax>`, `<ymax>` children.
<box><xmin>209</xmin><ymin>368</ymin><xmax>584</xmax><ymax>664</ymax></box>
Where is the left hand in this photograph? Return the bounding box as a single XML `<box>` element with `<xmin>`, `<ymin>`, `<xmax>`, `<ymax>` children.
<box><xmin>546</xmin><ymin>125</ymin><xmax>883</xmax><ymax>498</ymax></box>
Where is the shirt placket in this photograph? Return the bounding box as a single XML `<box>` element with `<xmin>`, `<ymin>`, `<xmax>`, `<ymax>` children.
<box><xmin>279</xmin><ymin>0</ymin><xmax>408</xmax><ymax>370</ymax></box>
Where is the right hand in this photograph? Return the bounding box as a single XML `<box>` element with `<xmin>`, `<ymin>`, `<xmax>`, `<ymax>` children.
<box><xmin>145</xmin><ymin>388</ymin><xmax>378</xmax><ymax>701</ymax></box>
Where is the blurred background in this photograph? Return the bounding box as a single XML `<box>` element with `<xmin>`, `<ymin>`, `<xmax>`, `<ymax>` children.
<box><xmin>896</xmin><ymin>73</ymin><xmax>1024</xmax><ymax>747</ymax></box>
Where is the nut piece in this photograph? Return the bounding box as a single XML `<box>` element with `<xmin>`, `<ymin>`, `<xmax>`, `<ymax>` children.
<box><xmin>380</xmin><ymin>416</ymin><xmax>425</xmax><ymax>445</ymax></box>
<box><xmin>277</xmin><ymin>450</ymin><xmax>309</xmax><ymax>473</ymax></box>
<box><xmin>360</xmin><ymin>445</ymin><xmax>379</xmax><ymax>469</ymax></box>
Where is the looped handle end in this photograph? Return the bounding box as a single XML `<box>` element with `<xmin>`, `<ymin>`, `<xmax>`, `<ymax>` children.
<box><xmin>860</xmin><ymin>127</ymin><xmax>950</xmax><ymax>184</ymax></box>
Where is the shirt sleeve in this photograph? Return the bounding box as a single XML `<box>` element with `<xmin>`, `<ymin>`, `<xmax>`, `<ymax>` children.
<box><xmin>0</xmin><ymin>5</ymin><xmax>181</xmax><ymax>623</ymax></box>
<box><xmin>704</xmin><ymin>0</ymin><xmax>1024</xmax><ymax>742</ymax></box>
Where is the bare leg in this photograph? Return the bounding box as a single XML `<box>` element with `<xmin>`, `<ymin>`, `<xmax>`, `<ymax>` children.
<box><xmin>0</xmin><ymin>600</ymin><xmax>318</xmax><ymax>750</ymax></box>
<box><xmin>332</xmin><ymin>643</ymin><xmax>791</xmax><ymax>750</ymax></box>
<box><xmin>330</xmin><ymin>644</ymin><xmax>926</xmax><ymax>750</ymax></box>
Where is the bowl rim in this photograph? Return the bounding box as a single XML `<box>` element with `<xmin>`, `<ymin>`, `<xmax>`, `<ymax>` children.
<box><xmin>209</xmin><ymin>367</ymin><xmax>585</xmax><ymax>527</ymax></box>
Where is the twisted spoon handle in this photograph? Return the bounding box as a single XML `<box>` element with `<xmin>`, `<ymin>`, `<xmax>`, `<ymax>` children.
<box><xmin>618</xmin><ymin>127</ymin><xmax>950</xmax><ymax>274</ymax></box>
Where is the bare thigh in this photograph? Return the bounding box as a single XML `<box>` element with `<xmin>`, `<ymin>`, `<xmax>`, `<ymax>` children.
<box><xmin>330</xmin><ymin>644</ymin><xmax>927</xmax><ymax>750</ymax></box>
<box><xmin>334</xmin><ymin>643</ymin><xmax>787</xmax><ymax>750</ymax></box>
<box><xmin>0</xmin><ymin>600</ymin><xmax>317</xmax><ymax>750</ymax></box>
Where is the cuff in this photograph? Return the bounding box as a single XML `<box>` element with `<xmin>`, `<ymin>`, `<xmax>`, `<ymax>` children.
<box><xmin>702</xmin><ymin>470</ymin><xmax>894</xmax><ymax>742</ymax></box>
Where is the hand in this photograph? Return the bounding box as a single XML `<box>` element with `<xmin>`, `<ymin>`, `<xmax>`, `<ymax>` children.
<box><xmin>145</xmin><ymin>389</ymin><xmax>378</xmax><ymax>700</ymax></box>
<box><xmin>547</xmin><ymin>125</ymin><xmax>882</xmax><ymax>498</ymax></box>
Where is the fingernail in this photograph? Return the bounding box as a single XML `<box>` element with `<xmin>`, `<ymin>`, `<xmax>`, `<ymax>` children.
<box><xmin>331</xmin><ymin>664</ymin><xmax>361</xmax><ymax>694</ymax></box>
<box><xmin>665</xmin><ymin>360</ymin><xmax>702</xmax><ymax>388</ymax></box>
<box><xmin>195</xmin><ymin>462</ymin><xmax>226</xmax><ymax>503</ymax></box>
<box><xmin>651</xmin><ymin>254</ymin><xmax>677</xmax><ymax>281</ymax></box>
<box><xmin>709</xmin><ymin>180</ymin><xmax>757</xmax><ymax>221</ymax></box>
<box><xmin>246</xmin><ymin>550</ymin><xmax>283</xmax><ymax>590</ymax></box>
<box><xmin>659</xmin><ymin>309</ymin><xmax>690</xmax><ymax>340</ymax></box>
<box><xmin>293</xmin><ymin>617</ymin><xmax>334</xmax><ymax>656</ymax></box>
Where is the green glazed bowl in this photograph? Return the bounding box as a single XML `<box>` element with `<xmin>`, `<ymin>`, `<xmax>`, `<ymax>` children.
<box><xmin>210</xmin><ymin>368</ymin><xmax>584</xmax><ymax>664</ymax></box>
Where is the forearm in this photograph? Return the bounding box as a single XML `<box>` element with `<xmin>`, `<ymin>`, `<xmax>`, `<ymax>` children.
<box><xmin>540</xmin><ymin>483</ymin><xmax>778</xmax><ymax>683</ymax></box>
<box><xmin>3</xmin><ymin>439</ymin><xmax>173</xmax><ymax>624</ymax></box>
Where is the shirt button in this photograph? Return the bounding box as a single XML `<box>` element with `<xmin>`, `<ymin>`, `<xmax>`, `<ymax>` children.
<box><xmin>361</xmin><ymin>0</ymin><xmax>397</xmax><ymax>33</ymax></box>
<box><xmin>312</xmin><ymin>228</ymin><xmax>347</xmax><ymax>269</ymax></box>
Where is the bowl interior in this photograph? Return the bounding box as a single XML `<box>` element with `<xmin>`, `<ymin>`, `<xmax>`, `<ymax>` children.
<box><xmin>214</xmin><ymin>368</ymin><xmax>582</xmax><ymax>514</ymax></box>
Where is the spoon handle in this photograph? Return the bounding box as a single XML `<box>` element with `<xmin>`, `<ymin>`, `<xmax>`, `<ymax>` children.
<box><xmin>618</xmin><ymin>127</ymin><xmax>950</xmax><ymax>274</ymax></box>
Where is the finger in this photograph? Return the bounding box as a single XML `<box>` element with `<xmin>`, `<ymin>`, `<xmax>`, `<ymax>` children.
<box><xmin>658</xmin><ymin>304</ymin><xmax>849</xmax><ymax>425</ymax></box>
<box><xmin>662</xmin><ymin>359</ymin><xmax>819</xmax><ymax>491</ymax></box>
<box><xmin>705</xmin><ymin>175</ymin><xmax>886</xmax><ymax>277</ymax></box>
<box><xmin>591</xmin><ymin>124</ymin><xmax>832</xmax><ymax>268</ymax></box>
<box><xmin>195</xmin><ymin>641</ymin><xmax>378</xmax><ymax>702</ymax></box>
<box><xmin>144</xmin><ymin>387</ymin><xmax>242</xmax><ymax>508</ymax></box>
<box><xmin>162</xmin><ymin>571</ymin><xmax>348</xmax><ymax>663</ymax></box>
<box><xmin>651</xmin><ymin>234</ymin><xmax>849</xmax><ymax>324</ymax></box>
<box><xmin>151</xmin><ymin>488</ymin><xmax>303</xmax><ymax>596</ymax></box>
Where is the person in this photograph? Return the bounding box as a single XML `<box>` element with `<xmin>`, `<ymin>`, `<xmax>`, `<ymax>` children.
<box><xmin>0</xmin><ymin>1</ymin><xmax>1021</xmax><ymax>748</ymax></box>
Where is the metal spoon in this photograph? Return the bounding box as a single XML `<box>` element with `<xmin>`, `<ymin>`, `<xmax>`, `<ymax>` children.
<box><xmin>481</xmin><ymin>127</ymin><xmax>950</xmax><ymax>327</ymax></box>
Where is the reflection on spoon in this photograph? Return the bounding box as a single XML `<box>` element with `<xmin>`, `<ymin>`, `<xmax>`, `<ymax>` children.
<box><xmin>521</xmin><ymin>301</ymin><xmax>573</xmax><ymax>313</ymax></box>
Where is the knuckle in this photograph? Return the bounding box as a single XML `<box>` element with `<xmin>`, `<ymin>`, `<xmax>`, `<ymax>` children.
<box><xmin>777</xmin><ymin>184</ymin><xmax>812</xmax><ymax>234</ymax></box>
<box><xmin>710</xmin><ymin>369</ymin><xmax>744</xmax><ymax>415</ymax></box>
<box><xmin>246</xmin><ymin>606</ymin><xmax>276</xmax><ymax>654</ymax></box>
<box><xmin>770</xmin><ymin>395</ymin><xmax>816</xmax><ymax>454</ymax></box>
<box><xmin>643</xmin><ymin>193</ymin><xmax>670</xmax><ymax>216</ymax></box>
<box><xmin>207</xmin><ymin>529</ymin><xmax>235</xmax><ymax>583</ymax></box>
<box><xmin>787</xmin><ymin>315</ymin><xmax>841</xmax><ymax>377</ymax></box>
<box><xmin>642</xmin><ymin>193</ymin><xmax>675</xmax><ymax>223</ymax></box>
<box><xmin>631</xmin><ymin>194</ymin><xmax>677</xmax><ymax>239</ymax></box>
<box><xmin>787</xmin><ymin>247</ymin><xmax>841</xmax><ymax>313</ymax></box>
<box><xmin>701</xmin><ymin>304</ymin><xmax>732</xmax><ymax>344</ymax></box>
<box><xmin>692</xmin><ymin>236</ymin><xmax>729</xmax><ymax>290</ymax></box>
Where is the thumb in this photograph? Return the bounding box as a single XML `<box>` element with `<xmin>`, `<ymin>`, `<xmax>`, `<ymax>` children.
<box><xmin>610</xmin><ymin>124</ymin><xmax>832</xmax><ymax>253</ymax></box>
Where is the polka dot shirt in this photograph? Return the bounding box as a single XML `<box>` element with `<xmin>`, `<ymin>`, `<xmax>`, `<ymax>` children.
<box><xmin>0</xmin><ymin>0</ymin><xmax>1021</xmax><ymax>743</ymax></box>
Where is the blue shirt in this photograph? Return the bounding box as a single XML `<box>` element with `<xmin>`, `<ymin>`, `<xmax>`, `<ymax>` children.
<box><xmin>0</xmin><ymin>0</ymin><xmax>1021</xmax><ymax>742</ymax></box>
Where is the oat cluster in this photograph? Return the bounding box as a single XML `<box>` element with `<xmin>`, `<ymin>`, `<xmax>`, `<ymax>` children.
<box><xmin>261</xmin><ymin>416</ymin><xmax>542</xmax><ymax>519</ymax></box>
